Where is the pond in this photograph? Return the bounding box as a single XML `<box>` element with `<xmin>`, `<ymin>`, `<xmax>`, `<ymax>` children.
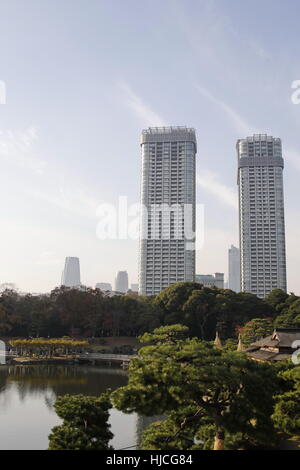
<box><xmin>0</xmin><ymin>364</ymin><xmax>153</xmax><ymax>450</ymax></box>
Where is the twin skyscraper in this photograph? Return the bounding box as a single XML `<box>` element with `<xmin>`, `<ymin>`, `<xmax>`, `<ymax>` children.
<box><xmin>60</xmin><ymin>129</ymin><xmax>287</xmax><ymax>300</ymax></box>
<box><xmin>139</xmin><ymin>127</ymin><xmax>287</xmax><ymax>298</ymax></box>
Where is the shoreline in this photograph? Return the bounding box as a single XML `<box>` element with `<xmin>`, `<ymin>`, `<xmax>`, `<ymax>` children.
<box><xmin>10</xmin><ymin>357</ymin><xmax>78</xmax><ymax>365</ymax></box>
<box><xmin>7</xmin><ymin>357</ymin><xmax>128</xmax><ymax>367</ymax></box>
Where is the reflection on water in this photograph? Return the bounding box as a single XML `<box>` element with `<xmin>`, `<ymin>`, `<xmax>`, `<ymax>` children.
<box><xmin>0</xmin><ymin>365</ymin><xmax>140</xmax><ymax>450</ymax></box>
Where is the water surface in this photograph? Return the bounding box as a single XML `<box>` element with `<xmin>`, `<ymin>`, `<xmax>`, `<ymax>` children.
<box><xmin>0</xmin><ymin>364</ymin><xmax>139</xmax><ymax>450</ymax></box>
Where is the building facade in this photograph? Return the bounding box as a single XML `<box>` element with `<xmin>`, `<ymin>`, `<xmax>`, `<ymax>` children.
<box><xmin>130</xmin><ymin>283</ymin><xmax>139</xmax><ymax>292</ymax></box>
<box><xmin>139</xmin><ymin>127</ymin><xmax>197</xmax><ymax>296</ymax></box>
<box><xmin>95</xmin><ymin>283</ymin><xmax>112</xmax><ymax>292</ymax></box>
<box><xmin>115</xmin><ymin>271</ymin><xmax>129</xmax><ymax>293</ymax></box>
<box><xmin>195</xmin><ymin>273</ymin><xmax>224</xmax><ymax>289</ymax></box>
<box><xmin>228</xmin><ymin>245</ymin><xmax>240</xmax><ymax>292</ymax></box>
<box><xmin>237</xmin><ymin>134</ymin><xmax>287</xmax><ymax>298</ymax></box>
<box><xmin>61</xmin><ymin>257</ymin><xmax>81</xmax><ymax>288</ymax></box>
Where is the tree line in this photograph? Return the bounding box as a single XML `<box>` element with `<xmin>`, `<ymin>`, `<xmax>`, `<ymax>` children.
<box><xmin>0</xmin><ymin>283</ymin><xmax>299</xmax><ymax>341</ymax></box>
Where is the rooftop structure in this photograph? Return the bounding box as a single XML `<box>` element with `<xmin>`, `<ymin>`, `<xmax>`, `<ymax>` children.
<box><xmin>246</xmin><ymin>328</ymin><xmax>300</xmax><ymax>362</ymax></box>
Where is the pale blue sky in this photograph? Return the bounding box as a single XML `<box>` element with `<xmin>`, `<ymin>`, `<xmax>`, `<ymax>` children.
<box><xmin>0</xmin><ymin>0</ymin><xmax>300</xmax><ymax>293</ymax></box>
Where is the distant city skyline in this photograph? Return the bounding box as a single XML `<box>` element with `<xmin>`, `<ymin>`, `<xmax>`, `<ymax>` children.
<box><xmin>1</xmin><ymin>1</ymin><xmax>300</xmax><ymax>294</ymax></box>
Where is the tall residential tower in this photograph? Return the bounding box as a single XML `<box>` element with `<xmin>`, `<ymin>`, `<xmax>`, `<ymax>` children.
<box><xmin>139</xmin><ymin>127</ymin><xmax>197</xmax><ymax>296</ymax></box>
<box><xmin>237</xmin><ymin>134</ymin><xmax>287</xmax><ymax>298</ymax></box>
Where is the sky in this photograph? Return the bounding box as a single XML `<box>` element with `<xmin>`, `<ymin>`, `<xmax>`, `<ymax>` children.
<box><xmin>0</xmin><ymin>0</ymin><xmax>300</xmax><ymax>293</ymax></box>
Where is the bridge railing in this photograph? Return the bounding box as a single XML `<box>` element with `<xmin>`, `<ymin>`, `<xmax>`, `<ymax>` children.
<box><xmin>78</xmin><ymin>353</ymin><xmax>137</xmax><ymax>361</ymax></box>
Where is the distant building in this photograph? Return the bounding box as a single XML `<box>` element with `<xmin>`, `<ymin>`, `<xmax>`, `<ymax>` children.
<box><xmin>96</xmin><ymin>283</ymin><xmax>112</xmax><ymax>292</ymax></box>
<box><xmin>246</xmin><ymin>329</ymin><xmax>300</xmax><ymax>362</ymax></box>
<box><xmin>115</xmin><ymin>271</ymin><xmax>129</xmax><ymax>293</ymax></box>
<box><xmin>61</xmin><ymin>257</ymin><xmax>81</xmax><ymax>288</ymax></box>
<box><xmin>102</xmin><ymin>291</ymin><xmax>122</xmax><ymax>297</ymax></box>
<box><xmin>228</xmin><ymin>245</ymin><xmax>240</xmax><ymax>292</ymax></box>
<box><xmin>195</xmin><ymin>273</ymin><xmax>224</xmax><ymax>289</ymax></box>
<box><xmin>130</xmin><ymin>283</ymin><xmax>139</xmax><ymax>292</ymax></box>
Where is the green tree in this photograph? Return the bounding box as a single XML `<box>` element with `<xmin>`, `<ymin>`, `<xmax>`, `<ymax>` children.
<box><xmin>272</xmin><ymin>366</ymin><xmax>300</xmax><ymax>437</ymax></box>
<box><xmin>274</xmin><ymin>299</ymin><xmax>300</xmax><ymax>330</ymax></box>
<box><xmin>0</xmin><ymin>303</ymin><xmax>12</xmax><ymax>334</ymax></box>
<box><xmin>182</xmin><ymin>288</ymin><xmax>218</xmax><ymax>339</ymax></box>
<box><xmin>48</xmin><ymin>393</ymin><xmax>113</xmax><ymax>450</ymax></box>
<box><xmin>112</xmin><ymin>324</ymin><xmax>279</xmax><ymax>450</ymax></box>
<box><xmin>152</xmin><ymin>283</ymin><xmax>275</xmax><ymax>341</ymax></box>
<box><xmin>240</xmin><ymin>318</ymin><xmax>274</xmax><ymax>345</ymax></box>
<box><xmin>265</xmin><ymin>289</ymin><xmax>289</xmax><ymax>312</ymax></box>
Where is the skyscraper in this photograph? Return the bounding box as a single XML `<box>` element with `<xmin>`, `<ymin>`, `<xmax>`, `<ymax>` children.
<box><xmin>115</xmin><ymin>271</ymin><xmax>128</xmax><ymax>293</ymax></box>
<box><xmin>228</xmin><ymin>245</ymin><xmax>240</xmax><ymax>292</ymax></box>
<box><xmin>237</xmin><ymin>134</ymin><xmax>287</xmax><ymax>298</ymax></box>
<box><xmin>139</xmin><ymin>127</ymin><xmax>197</xmax><ymax>296</ymax></box>
<box><xmin>61</xmin><ymin>257</ymin><xmax>81</xmax><ymax>288</ymax></box>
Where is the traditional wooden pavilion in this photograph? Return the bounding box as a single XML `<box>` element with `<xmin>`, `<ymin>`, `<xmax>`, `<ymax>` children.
<box><xmin>245</xmin><ymin>328</ymin><xmax>300</xmax><ymax>362</ymax></box>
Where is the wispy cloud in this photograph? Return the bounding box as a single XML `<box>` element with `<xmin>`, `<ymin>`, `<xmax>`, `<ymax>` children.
<box><xmin>195</xmin><ymin>85</ymin><xmax>300</xmax><ymax>173</ymax></box>
<box><xmin>285</xmin><ymin>148</ymin><xmax>300</xmax><ymax>171</ymax></box>
<box><xmin>117</xmin><ymin>81</ymin><xmax>167</xmax><ymax>127</ymax></box>
<box><xmin>195</xmin><ymin>84</ymin><xmax>259</xmax><ymax>137</ymax></box>
<box><xmin>0</xmin><ymin>127</ymin><xmax>46</xmax><ymax>174</ymax></box>
<box><xmin>171</xmin><ymin>0</ymin><xmax>231</xmax><ymax>69</ymax></box>
<box><xmin>35</xmin><ymin>251</ymin><xmax>61</xmax><ymax>266</ymax></box>
<box><xmin>249</xmin><ymin>41</ymin><xmax>270</xmax><ymax>61</ymax></box>
<box><xmin>197</xmin><ymin>170</ymin><xmax>238</xmax><ymax>210</ymax></box>
<box><xmin>28</xmin><ymin>186</ymin><xmax>99</xmax><ymax>219</ymax></box>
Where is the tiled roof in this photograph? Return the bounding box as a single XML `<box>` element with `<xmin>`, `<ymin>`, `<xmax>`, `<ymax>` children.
<box><xmin>250</xmin><ymin>329</ymin><xmax>300</xmax><ymax>349</ymax></box>
<box><xmin>247</xmin><ymin>349</ymin><xmax>293</xmax><ymax>361</ymax></box>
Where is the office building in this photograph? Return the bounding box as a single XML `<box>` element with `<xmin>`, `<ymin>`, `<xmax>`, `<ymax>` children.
<box><xmin>115</xmin><ymin>271</ymin><xmax>129</xmax><ymax>293</ymax></box>
<box><xmin>61</xmin><ymin>257</ymin><xmax>81</xmax><ymax>288</ymax></box>
<box><xmin>95</xmin><ymin>283</ymin><xmax>112</xmax><ymax>292</ymax></box>
<box><xmin>139</xmin><ymin>127</ymin><xmax>197</xmax><ymax>295</ymax></box>
<box><xmin>237</xmin><ymin>134</ymin><xmax>287</xmax><ymax>298</ymax></box>
<box><xmin>195</xmin><ymin>273</ymin><xmax>224</xmax><ymax>289</ymax></box>
<box><xmin>228</xmin><ymin>245</ymin><xmax>240</xmax><ymax>292</ymax></box>
<box><xmin>130</xmin><ymin>283</ymin><xmax>139</xmax><ymax>292</ymax></box>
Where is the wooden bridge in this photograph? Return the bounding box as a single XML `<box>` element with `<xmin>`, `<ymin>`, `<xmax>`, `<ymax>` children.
<box><xmin>77</xmin><ymin>353</ymin><xmax>136</xmax><ymax>368</ymax></box>
<box><xmin>0</xmin><ymin>352</ymin><xmax>136</xmax><ymax>368</ymax></box>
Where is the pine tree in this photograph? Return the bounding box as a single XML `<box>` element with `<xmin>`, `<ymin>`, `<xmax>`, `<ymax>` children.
<box><xmin>48</xmin><ymin>393</ymin><xmax>113</xmax><ymax>450</ymax></box>
<box><xmin>112</xmin><ymin>324</ymin><xmax>279</xmax><ymax>450</ymax></box>
<box><xmin>272</xmin><ymin>366</ymin><xmax>300</xmax><ymax>436</ymax></box>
